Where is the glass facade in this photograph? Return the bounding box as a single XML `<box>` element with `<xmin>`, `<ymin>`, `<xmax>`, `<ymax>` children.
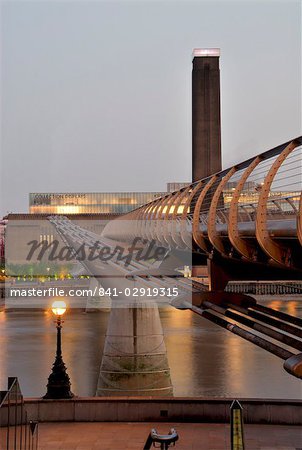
<box><xmin>29</xmin><ymin>192</ymin><xmax>166</xmax><ymax>214</ymax></box>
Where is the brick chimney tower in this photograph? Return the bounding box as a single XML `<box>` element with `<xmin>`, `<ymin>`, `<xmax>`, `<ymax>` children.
<box><xmin>192</xmin><ymin>48</ymin><xmax>222</xmax><ymax>182</ymax></box>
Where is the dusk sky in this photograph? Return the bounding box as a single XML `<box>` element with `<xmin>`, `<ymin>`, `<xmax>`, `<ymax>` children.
<box><xmin>0</xmin><ymin>0</ymin><xmax>301</xmax><ymax>216</ymax></box>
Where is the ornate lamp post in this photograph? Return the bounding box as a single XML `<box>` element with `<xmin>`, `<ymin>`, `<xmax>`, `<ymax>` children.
<box><xmin>43</xmin><ymin>300</ymin><xmax>74</xmax><ymax>399</ymax></box>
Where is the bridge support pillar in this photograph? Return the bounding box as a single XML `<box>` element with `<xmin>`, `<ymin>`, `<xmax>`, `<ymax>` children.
<box><xmin>96</xmin><ymin>302</ymin><xmax>173</xmax><ymax>396</ymax></box>
<box><xmin>207</xmin><ymin>255</ymin><xmax>230</xmax><ymax>291</ymax></box>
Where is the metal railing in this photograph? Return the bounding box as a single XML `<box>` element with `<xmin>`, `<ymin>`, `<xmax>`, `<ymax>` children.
<box><xmin>101</xmin><ymin>137</ymin><xmax>302</xmax><ymax>271</ymax></box>
<box><xmin>0</xmin><ymin>377</ymin><xmax>38</xmax><ymax>450</ymax></box>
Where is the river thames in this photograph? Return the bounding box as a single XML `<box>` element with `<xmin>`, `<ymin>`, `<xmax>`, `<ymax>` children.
<box><xmin>0</xmin><ymin>298</ymin><xmax>301</xmax><ymax>399</ymax></box>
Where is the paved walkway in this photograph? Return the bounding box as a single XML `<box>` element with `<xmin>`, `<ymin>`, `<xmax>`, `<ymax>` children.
<box><xmin>38</xmin><ymin>422</ymin><xmax>302</xmax><ymax>449</ymax></box>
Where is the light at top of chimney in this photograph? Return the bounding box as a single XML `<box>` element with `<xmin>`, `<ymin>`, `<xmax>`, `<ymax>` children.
<box><xmin>192</xmin><ymin>48</ymin><xmax>220</xmax><ymax>58</ymax></box>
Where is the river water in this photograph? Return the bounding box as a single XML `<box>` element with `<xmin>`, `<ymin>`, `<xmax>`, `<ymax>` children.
<box><xmin>0</xmin><ymin>298</ymin><xmax>301</xmax><ymax>399</ymax></box>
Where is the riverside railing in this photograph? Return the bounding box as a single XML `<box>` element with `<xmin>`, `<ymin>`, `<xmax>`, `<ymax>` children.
<box><xmin>0</xmin><ymin>377</ymin><xmax>38</xmax><ymax>450</ymax></box>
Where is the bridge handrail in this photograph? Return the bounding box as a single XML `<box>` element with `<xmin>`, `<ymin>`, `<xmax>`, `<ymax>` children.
<box><xmin>99</xmin><ymin>137</ymin><xmax>302</xmax><ymax>270</ymax></box>
<box><xmin>124</xmin><ymin>136</ymin><xmax>302</xmax><ymax>215</ymax></box>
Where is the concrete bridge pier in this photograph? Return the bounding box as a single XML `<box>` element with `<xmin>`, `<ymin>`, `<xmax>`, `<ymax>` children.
<box><xmin>96</xmin><ymin>301</ymin><xmax>173</xmax><ymax>396</ymax></box>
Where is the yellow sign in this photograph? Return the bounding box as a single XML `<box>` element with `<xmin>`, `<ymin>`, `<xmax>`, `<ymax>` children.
<box><xmin>230</xmin><ymin>400</ymin><xmax>245</xmax><ymax>450</ymax></box>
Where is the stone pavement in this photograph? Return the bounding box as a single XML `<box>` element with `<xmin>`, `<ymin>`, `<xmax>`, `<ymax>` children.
<box><xmin>38</xmin><ymin>422</ymin><xmax>302</xmax><ymax>449</ymax></box>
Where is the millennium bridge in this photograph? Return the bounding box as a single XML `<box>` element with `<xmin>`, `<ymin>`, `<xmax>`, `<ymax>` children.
<box><xmin>103</xmin><ymin>137</ymin><xmax>302</xmax><ymax>283</ymax></box>
<box><xmin>48</xmin><ymin>137</ymin><xmax>302</xmax><ymax>390</ymax></box>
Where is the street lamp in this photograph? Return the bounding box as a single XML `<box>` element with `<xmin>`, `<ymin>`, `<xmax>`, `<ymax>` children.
<box><xmin>43</xmin><ymin>300</ymin><xmax>74</xmax><ymax>399</ymax></box>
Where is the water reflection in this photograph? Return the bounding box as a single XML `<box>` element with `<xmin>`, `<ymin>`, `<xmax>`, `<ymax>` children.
<box><xmin>268</xmin><ymin>299</ymin><xmax>302</xmax><ymax>317</ymax></box>
<box><xmin>0</xmin><ymin>300</ymin><xmax>301</xmax><ymax>399</ymax></box>
<box><xmin>0</xmin><ymin>310</ymin><xmax>108</xmax><ymax>397</ymax></box>
<box><xmin>160</xmin><ymin>302</ymin><xmax>302</xmax><ymax>399</ymax></box>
